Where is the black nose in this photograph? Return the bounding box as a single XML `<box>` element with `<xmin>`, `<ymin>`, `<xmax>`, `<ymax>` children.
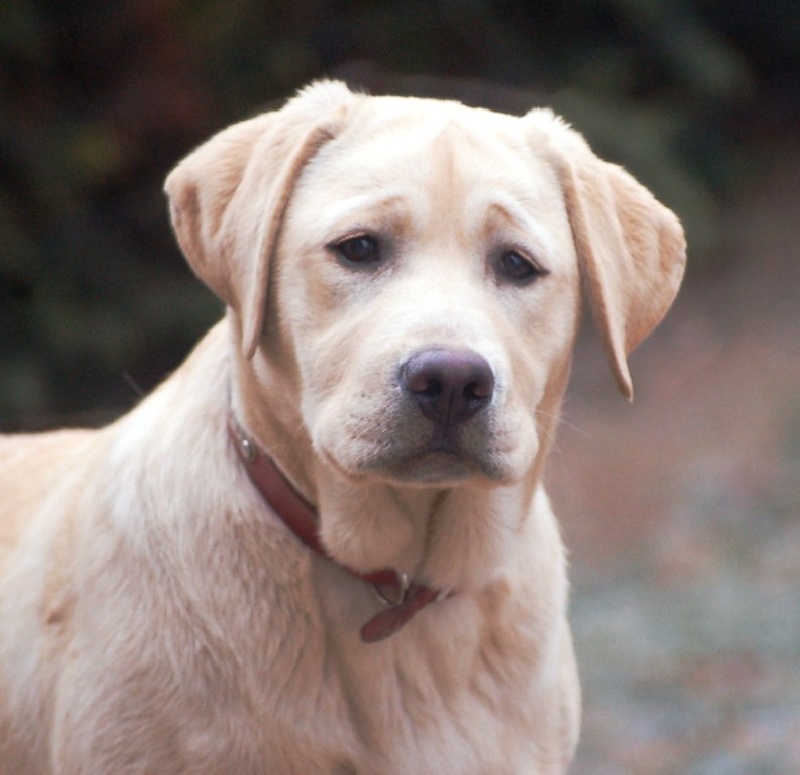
<box><xmin>402</xmin><ymin>349</ymin><xmax>494</xmax><ymax>428</ymax></box>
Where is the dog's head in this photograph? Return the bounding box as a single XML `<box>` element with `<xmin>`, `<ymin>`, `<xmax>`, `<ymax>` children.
<box><xmin>166</xmin><ymin>81</ymin><xmax>685</xmax><ymax>489</ymax></box>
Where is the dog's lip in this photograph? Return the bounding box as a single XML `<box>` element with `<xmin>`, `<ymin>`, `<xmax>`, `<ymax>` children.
<box><xmin>370</xmin><ymin>446</ymin><xmax>496</xmax><ymax>486</ymax></box>
<box><xmin>379</xmin><ymin>434</ymin><xmax>476</xmax><ymax>471</ymax></box>
<box><xmin>426</xmin><ymin>435</ymin><xmax>462</xmax><ymax>456</ymax></box>
<box><xmin>319</xmin><ymin>447</ymin><xmax>370</xmax><ymax>484</ymax></box>
<box><xmin>319</xmin><ymin>425</ymin><xmax>512</xmax><ymax>485</ymax></box>
<box><xmin>319</xmin><ymin>438</ymin><xmax>471</xmax><ymax>484</ymax></box>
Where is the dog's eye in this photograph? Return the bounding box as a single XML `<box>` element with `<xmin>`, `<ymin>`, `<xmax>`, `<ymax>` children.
<box><xmin>495</xmin><ymin>250</ymin><xmax>548</xmax><ymax>285</ymax></box>
<box><xmin>333</xmin><ymin>235</ymin><xmax>381</xmax><ymax>266</ymax></box>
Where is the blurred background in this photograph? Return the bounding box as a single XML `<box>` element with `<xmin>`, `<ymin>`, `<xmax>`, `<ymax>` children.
<box><xmin>1</xmin><ymin>1</ymin><xmax>798</xmax><ymax>771</ymax></box>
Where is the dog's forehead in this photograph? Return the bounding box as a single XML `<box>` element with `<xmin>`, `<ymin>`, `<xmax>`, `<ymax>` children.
<box><xmin>296</xmin><ymin>98</ymin><xmax>561</xmax><ymax>225</ymax></box>
<box><xmin>327</xmin><ymin>97</ymin><xmax>533</xmax><ymax>176</ymax></box>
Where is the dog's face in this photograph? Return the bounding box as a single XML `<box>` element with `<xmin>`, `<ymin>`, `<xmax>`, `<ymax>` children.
<box><xmin>277</xmin><ymin>104</ymin><xmax>580</xmax><ymax>485</ymax></box>
<box><xmin>166</xmin><ymin>81</ymin><xmax>685</xmax><ymax>491</ymax></box>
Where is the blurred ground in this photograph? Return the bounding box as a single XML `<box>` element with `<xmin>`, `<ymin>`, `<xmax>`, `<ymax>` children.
<box><xmin>549</xmin><ymin>145</ymin><xmax>800</xmax><ymax>772</ymax></box>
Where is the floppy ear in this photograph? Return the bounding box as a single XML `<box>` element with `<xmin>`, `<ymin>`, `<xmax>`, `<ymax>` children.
<box><xmin>526</xmin><ymin>110</ymin><xmax>686</xmax><ymax>399</ymax></box>
<box><xmin>164</xmin><ymin>80</ymin><xmax>357</xmax><ymax>358</ymax></box>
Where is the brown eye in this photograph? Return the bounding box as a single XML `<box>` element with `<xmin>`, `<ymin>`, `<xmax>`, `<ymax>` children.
<box><xmin>495</xmin><ymin>250</ymin><xmax>548</xmax><ymax>285</ymax></box>
<box><xmin>334</xmin><ymin>235</ymin><xmax>381</xmax><ymax>266</ymax></box>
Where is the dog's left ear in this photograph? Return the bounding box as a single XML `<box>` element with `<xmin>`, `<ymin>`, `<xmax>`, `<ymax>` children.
<box><xmin>165</xmin><ymin>80</ymin><xmax>357</xmax><ymax>358</ymax></box>
<box><xmin>526</xmin><ymin>110</ymin><xmax>686</xmax><ymax>399</ymax></box>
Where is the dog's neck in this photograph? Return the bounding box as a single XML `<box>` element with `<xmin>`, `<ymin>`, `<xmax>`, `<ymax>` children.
<box><xmin>228</xmin><ymin>415</ymin><xmax>449</xmax><ymax>642</ymax></box>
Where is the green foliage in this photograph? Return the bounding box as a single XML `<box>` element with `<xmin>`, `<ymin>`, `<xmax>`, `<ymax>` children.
<box><xmin>0</xmin><ymin>0</ymin><xmax>796</xmax><ymax>424</ymax></box>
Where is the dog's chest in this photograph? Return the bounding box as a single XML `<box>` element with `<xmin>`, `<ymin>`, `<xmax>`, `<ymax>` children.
<box><xmin>211</xmin><ymin>596</ymin><xmax>549</xmax><ymax>773</ymax></box>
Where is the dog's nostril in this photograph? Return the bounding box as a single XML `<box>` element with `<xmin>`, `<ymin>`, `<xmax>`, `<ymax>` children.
<box><xmin>405</xmin><ymin>371</ymin><xmax>443</xmax><ymax>398</ymax></box>
<box><xmin>423</xmin><ymin>378</ymin><xmax>443</xmax><ymax>397</ymax></box>
<box><xmin>403</xmin><ymin>349</ymin><xmax>494</xmax><ymax>426</ymax></box>
<box><xmin>464</xmin><ymin>376</ymin><xmax>493</xmax><ymax>401</ymax></box>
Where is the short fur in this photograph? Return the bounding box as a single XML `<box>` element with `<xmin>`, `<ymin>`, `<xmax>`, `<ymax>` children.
<box><xmin>0</xmin><ymin>81</ymin><xmax>685</xmax><ymax>773</ymax></box>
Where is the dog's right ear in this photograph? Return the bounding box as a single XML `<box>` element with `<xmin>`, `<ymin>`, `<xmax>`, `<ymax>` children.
<box><xmin>164</xmin><ymin>80</ymin><xmax>356</xmax><ymax>358</ymax></box>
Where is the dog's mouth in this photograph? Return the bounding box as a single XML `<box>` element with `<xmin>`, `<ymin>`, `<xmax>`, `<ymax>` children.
<box><xmin>321</xmin><ymin>442</ymin><xmax>479</xmax><ymax>486</ymax></box>
<box><xmin>392</xmin><ymin>450</ymin><xmax>489</xmax><ymax>485</ymax></box>
<box><xmin>359</xmin><ymin>434</ymin><xmax>509</xmax><ymax>487</ymax></box>
<box><xmin>427</xmin><ymin>425</ymin><xmax>466</xmax><ymax>456</ymax></box>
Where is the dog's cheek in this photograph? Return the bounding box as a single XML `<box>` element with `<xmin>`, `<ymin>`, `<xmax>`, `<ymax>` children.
<box><xmin>298</xmin><ymin>336</ymin><xmax>396</xmax><ymax>469</ymax></box>
<box><xmin>483</xmin><ymin>310</ymin><xmax>573</xmax><ymax>480</ymax></box>
<box><xmin>481</xmin><ymin>396</ymin><xmax>541</xmax><ymax>482</ymax></box>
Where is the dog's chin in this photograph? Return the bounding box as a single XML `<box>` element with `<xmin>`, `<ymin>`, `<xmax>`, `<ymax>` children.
<box><xmin>326</xmin><ymin>444</ymin><xmax>519</xmax><ymax>489</ymax></box>
<box><xmin>379</xmin><ymin>451</ymin><xmax>487</xmax><ymax>486</ymax></box>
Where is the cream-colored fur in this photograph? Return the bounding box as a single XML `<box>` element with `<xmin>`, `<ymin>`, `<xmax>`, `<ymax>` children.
<box><xmin>0</xmin><ymin>81</ymin><xmax>685</xmax><ymax>774</ymax></box>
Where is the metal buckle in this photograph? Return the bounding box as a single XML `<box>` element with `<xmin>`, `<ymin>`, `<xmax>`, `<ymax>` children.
<box><xmin>372</xmin><ymin>571</ymin><xmax>411</xmax><ymax>607</ymax></box>
<box><xmin>239</xmin><ymin>434</ymin><xmax>258</xmax><ymax>464</ymax></box>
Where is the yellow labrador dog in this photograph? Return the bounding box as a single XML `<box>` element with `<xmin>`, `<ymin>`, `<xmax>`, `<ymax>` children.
<box><xmin>0</xmin><ymin>81</ymin><xmax>685</xmax><ymax>773</ymax></box>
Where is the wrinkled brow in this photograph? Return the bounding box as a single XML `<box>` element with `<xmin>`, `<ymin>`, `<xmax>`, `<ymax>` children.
<box><xmin>480</xmin><ymin>199</ymin><xmax>559</xmax><ymax>260</ymax></box>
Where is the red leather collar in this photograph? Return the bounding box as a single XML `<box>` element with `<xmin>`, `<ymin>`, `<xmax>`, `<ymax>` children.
<box><xmin>228</xmin><ymin>417</ymin><xmax>447</xmax><ymax>642</ymax></box>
